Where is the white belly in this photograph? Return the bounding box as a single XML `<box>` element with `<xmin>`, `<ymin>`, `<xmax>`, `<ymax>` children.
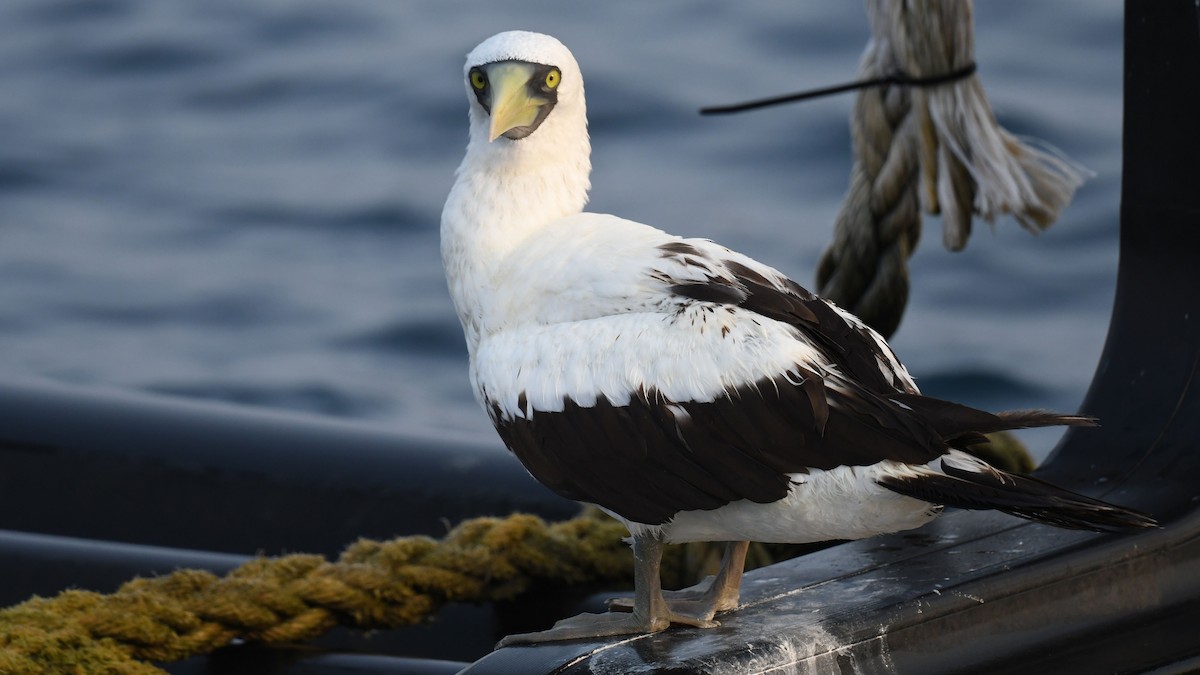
<box><xmin>624</xmin><ymin>462</ymin><xmax>941</xmax><ymax>544</ymax></box>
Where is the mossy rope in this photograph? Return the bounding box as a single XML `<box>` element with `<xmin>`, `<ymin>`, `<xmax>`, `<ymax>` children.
<box><xmin>0</xmin><ymin>511</ymin><xmax>633</xmax><ymax>674</ymax></box>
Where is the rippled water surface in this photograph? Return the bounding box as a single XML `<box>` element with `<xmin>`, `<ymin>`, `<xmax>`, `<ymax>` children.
<box><xmin>0</xmin><ymin>1</ymin><xmax>1123</xmax><ymax>459</ymax></box>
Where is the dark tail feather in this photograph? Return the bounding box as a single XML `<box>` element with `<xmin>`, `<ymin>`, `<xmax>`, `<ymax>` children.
<box><xmin>879</xmin><ymin>459</ymin><xmax>1157</xmax><ymax>533</ymax></box>
<box><xmin>993</xmin><ymin>409</ymin><xmax>1099</xmax><ymax>431</ymax></box>
<box><xmin>888</xmin><ymin>393</ymin><xmax>1098</xmax><ymax>440</ymax></box>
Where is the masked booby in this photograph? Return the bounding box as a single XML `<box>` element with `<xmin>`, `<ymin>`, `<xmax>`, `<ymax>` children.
<box><xmin>440</xmin><ymin>30</ymin><xmax>1156</xmax><ymax>645</ymax></box>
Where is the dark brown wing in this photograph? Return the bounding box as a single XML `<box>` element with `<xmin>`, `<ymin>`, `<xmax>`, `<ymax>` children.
<box><xmin>491</xmin><ymin>368</ymin><xmax>951</xmax><ymax>525</ymax></box>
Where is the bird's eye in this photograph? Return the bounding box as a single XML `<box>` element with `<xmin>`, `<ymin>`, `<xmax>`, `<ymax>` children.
<box><xmin>545</xmin><ymin>68</ymin><xmax>561</xmax><ymax>89</ymax></box>
<box><xmin>469</xmin><ymin>69</ymin><xmax>487</xmax><ymax>90</ymax></box>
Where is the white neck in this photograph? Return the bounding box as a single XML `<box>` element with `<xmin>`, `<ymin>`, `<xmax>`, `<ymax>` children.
<box><xmin>440</xmin><ymin>99</ymin><xmax>591</xmax><ymax>351</ymax></box>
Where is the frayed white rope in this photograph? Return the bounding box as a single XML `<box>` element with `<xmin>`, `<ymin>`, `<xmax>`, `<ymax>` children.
<box><xmin>884</xmin><ymin>0</ymin><xmax>1089</xmax><ymax>248</ymax></box>
<box><xmin>816</xmin><ymin>0</ymin><xmax>1088</xmax><ymax>335</ymax></box>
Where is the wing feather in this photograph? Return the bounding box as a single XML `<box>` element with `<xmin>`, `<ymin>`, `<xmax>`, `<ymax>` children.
<box><xmin>653</xmin><ymin>240</ymin><xmax>916</xmax><ymax>396</ymax></box>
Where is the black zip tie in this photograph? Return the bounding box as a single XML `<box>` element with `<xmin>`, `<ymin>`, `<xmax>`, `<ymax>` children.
<box><xmin>699</xmin><ymin>62</ymin><xmax>978</xmax><ymax>115</ymax></box>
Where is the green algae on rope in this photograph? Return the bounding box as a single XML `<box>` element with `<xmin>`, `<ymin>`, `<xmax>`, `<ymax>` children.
<box><xmin>0</xmin><ymin>512</ymin><xmax>632</xmax><ymax>674</ymax></box>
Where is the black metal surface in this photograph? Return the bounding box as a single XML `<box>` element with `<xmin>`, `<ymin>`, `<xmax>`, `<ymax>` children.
<box><xmin>0</xmin><ymin>529</ymin><xmax>247</xmax><ymax>607</ymax></box>
<box><xmin>472</xmin><ymin>515</ymin><xmax>1200</xmax><ymax>673</ymax></box>
<box><xmin>171</xmin><ymin>650</ymin><xmax>470</xmax><ymax>675</ymax></box>
<box><xmin>0</xmin><ymin>376</ymin><xmax>576</xmax><ymax>564</ymax></box>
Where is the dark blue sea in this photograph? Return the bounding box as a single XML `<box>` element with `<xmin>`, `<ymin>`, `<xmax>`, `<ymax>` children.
<box><xmin>0</xmin><ymin>1</ymin><xmax>1122</xmax><ymax>461</ymax></box>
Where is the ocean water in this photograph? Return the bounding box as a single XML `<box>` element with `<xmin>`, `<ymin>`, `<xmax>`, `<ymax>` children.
<box><xmin>0</xmin><ymin>1</ymin><xmax>1123</xmax><ymax>461</ymax></box>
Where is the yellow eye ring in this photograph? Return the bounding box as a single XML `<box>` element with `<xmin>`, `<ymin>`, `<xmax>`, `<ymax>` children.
<box><xmin>469</xmin><ymin>69</ymin><xmax>487</xmax><ymax>90</ymax></box>
<box><xmin>545</xmin><ymin>68</ymin><xmax>561</xmax><ymax>89</ymax></box>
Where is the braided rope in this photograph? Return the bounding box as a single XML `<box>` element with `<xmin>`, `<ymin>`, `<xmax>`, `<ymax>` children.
<box><xmin>817</xmin><ymin>0</ymin><xmax>1087</xmax><ymax>337</ymax></box>
<box><xmin>816</xmin><ymin>21</ymin><xmax>922</xmax><ymax>338</ymax></box>
<box><xmin>0</xmin><ymin>512</ymin><xmax>632</xmax><ymax>674</ymax></box>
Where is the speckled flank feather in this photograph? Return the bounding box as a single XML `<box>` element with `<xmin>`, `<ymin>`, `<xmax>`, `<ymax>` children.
<box><xmin>442</xmin><ymin>32</ymin><xmax>1156</xmax><ymax>550</ymax></box>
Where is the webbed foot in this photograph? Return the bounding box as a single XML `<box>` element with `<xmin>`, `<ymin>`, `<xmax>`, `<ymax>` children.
<box><xmin>496</xmin><ymin>605</ymin><xmax>717</xmax><ymax>648</ymax></box>
<box><xmin>606</xmin><ymin>577</ymin><xmax>737</xmax><ymax>623</ymax></box>
<box><xmin>609</xmin><ymin>540</ymin><xmax>748</xmax><ymax>622</ymax></box>
<box><xmin>494</xmin><ymin>534</ymin><xmax>734</xmax><ymax>649</ymax></box>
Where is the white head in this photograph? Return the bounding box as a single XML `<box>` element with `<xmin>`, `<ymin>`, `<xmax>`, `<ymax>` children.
<box><xmin>461</xmin><ymin>31</ymin><xmax>587</xmax><ymax>152</ymax></box>
<box><xmin>443</xmin><ymin>32</ymin><xmax>592</xmax><ymax>349</ymax></box>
